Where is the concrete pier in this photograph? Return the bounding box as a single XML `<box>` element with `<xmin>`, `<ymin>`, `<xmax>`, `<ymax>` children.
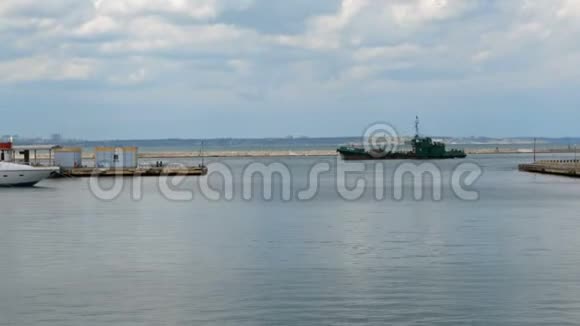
<box><xmin>519</xmin><ymin>160</ymin><xmax>580</xmax><ymax>177</ymax></box>
<box><xmin>60</xmin><ymin>166</ymin><xmax>208</xmax><ymax>178</ymax></box>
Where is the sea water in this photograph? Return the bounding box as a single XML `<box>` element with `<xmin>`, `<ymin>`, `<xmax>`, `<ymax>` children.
<box><xmin>1</xmin><ymin>154</ymin><xmax>580</xmax><ymax>325</ymax></box>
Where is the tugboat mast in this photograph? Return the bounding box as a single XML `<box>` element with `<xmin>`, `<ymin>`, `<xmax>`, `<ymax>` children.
<box><xmin>415</xmin><ymin>116</ymin><xmax>420</xmax><ymax>138</ymax></box>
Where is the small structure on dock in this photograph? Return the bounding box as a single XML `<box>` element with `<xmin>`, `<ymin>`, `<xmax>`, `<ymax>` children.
<box><xmin>95</xmin><ymin>147</ymin><xmax>138</xmax><ymax>169</ymax></box>
<box><xmin>54</xmin><ymin>147</ymin><xmax>83</xmax><ymax>168</ymax></box>
<box><xmin>11</xmin><ymin>144</ymin><xmax>60</xmax><ymax>166</ymax></box>
<box><xmin>0</xmin><ymin>141</ymin><xmax>13</xmax><ymax>162</ymax></box>
<box><xmin>1</xmin><ymin>138</ymin><xmax>61</xmax><ymax>166</ymax></box>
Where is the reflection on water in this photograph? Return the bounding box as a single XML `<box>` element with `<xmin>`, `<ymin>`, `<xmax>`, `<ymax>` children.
<box><xmin>1</xmin><ymin>154</ymin><xmax>580</xmax><ymax>325</ymax></box>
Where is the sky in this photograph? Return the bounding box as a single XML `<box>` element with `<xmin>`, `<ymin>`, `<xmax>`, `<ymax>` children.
<box><xmin>1</xmin><ymin>0</ymin><xmax>580</xmax><ymax>139</ymax></box>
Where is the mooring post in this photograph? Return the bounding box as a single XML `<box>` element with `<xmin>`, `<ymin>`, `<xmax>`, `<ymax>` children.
<box><xmin>533</xmin><ymin>138</ymin><xmax>537</xmax><ymax>163</ymax></box>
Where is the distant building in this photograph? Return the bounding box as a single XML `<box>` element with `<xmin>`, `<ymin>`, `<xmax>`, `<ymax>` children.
<box><xmin>50</xmin><ymin>133</ymin><xmax>63</xmax><ymax>143</ymax></box>
<box><xmin>1</xmin><ymin>135</ymin><xmax>18</xmax><ymax>142</ymax></box>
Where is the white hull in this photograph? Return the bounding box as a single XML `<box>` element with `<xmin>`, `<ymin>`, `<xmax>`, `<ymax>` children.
<box><xmin>0</xmin><ymin>163</ymin><xmax>58</xmax><ymax>187</ymax></box>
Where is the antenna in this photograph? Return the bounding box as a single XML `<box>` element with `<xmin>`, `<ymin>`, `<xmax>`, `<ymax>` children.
<box><xmin>415</xmin><ymin>116</ymin><xmax>420</xmax><ymax>137</ymax></box>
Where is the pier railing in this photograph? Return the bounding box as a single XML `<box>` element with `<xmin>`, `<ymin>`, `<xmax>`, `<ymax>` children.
<box><xmin>537</xmin><ymin>160</ymin><xmax>580</xmax><ymax>164</ymax></box>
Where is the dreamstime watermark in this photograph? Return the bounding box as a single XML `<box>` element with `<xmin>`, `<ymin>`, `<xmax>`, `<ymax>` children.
<box><xmin>363</xmin><ymin>122</ymin><xmax>401</xmax><ymax>158</ymax></box>
<box><xmin>87</xmin><ymin>123</ymin><xmax>483</xmax><ymax>203</ymax></box>
<box><xmin>87</xmin><ymin>159</ymin><xmax>483</xmax><ymax>203</ymax></box>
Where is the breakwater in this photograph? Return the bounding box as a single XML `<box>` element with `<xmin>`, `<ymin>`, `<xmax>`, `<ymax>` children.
<box><xmin>519</xmin><ymin>160</ymin><xmax>580</xmax><ymax>177</ymax></box>
<box><xmin>60</xmin><ymin>166</ymin><xmax>208</xmax><ymax>177</ymax></box>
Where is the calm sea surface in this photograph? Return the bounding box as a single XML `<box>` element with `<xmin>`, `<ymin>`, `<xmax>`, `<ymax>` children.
<box><xmin>2</xmin><ymin>154</ymin><xmax>580</xmax><ymax>325</ymax></box>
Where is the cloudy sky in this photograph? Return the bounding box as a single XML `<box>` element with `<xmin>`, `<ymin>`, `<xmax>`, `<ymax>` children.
<box><xmin>1</xmin><ymin>0</ymin><xmax>580</xmax><ymax>139</ymax></box>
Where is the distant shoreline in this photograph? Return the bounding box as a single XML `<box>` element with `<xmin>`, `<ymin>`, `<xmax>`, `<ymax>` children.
<box><xmin>15</xmin><ymin>148</ymin><xmax>578</xmax><ymax>161</ymax></box>
<box><xmin>137</xmin><ymin>148</ymin><xmax>578</xmax><ymax>158</ymax></box>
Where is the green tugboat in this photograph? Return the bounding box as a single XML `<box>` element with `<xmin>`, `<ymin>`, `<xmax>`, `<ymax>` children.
<box><xmin>337</xmin><ymin>117</ymin><xmax>467</xmax><ymax>160</ymax></box>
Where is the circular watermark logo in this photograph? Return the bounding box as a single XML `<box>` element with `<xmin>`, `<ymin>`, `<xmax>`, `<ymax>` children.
<box><xmin>363</xmin><ymin>122</ymin><xmax>400</xmax><ymax>158</ymax></box>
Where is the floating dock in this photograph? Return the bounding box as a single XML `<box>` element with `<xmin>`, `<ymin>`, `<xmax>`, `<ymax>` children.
<box><xmin>518</xmin><ymin>160</ymin><xmax>580</xmax><ymax>178</ymax></box>
<box><xmin>60</xmin><ymin>166</ymin><xmax>208</xmax><ymax>178</ymax></box>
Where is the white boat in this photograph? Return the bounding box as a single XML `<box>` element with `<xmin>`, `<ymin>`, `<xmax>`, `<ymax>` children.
<box><xmin>0</xmin><ymin>162</ymin><xmax>59</xmax><ymax>187</ymax></box>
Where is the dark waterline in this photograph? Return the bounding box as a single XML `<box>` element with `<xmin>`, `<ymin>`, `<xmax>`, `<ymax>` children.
<box><xmin>1</xmin><ymin>154</ymin><xmax>580</xmax><ymax>325</ymax></box>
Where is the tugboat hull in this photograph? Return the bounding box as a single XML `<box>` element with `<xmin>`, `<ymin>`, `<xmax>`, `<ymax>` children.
<box><xmin>337</xmin><ymin>148</ymin><xmax>467</xmax><ymax>161</ymax></box>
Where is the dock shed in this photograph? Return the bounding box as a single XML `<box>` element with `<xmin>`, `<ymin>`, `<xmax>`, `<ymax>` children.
<box><xmin>95</xmin><ymin>147</ymin><xmax>138</xmax><ymax>169</ymax></box>
<box><xmin>54</xmin><ymin>147</ymin><xmax>83</xmax><ymax>168</ymax></box>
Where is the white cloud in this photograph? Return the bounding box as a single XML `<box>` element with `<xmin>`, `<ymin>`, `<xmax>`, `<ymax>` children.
<box><xmin>389</xmin><ymin>0</ymin><xmax>479</xmax><ymax>27</ymax></box>
<box><xmin>273</xmin><ymin>0</ymin><xmax>369</xmax><ymax>50</ymax></box>
<box><xmin>353</xmin><ymin>44</ymin><xmax>423</xmax><ymax>62</ymax></box>
<box><xmin>557</xmin><ymin>0</ymin><xmax>580</xmax><ymax>17</ymax></box>
<box><xmin>0</xmin><ymin>57</ymin><xmax>95</xmax><ymax>82</ymax></box>
<box><xmin>109</xmin><ymin>68</ymin><xmax>148</xmax><ymax>85</ymax></box>
<box><xmin>471</xmin><ymin>50</ymin><xmax>491</xmax><ymax>63</ymax></box>
<box><xmin>227</xmin><ymin>59</ymin><xmax>252</xmax><ymax>75</ymax></box>
<box><xmin>0</xmin><ymin>0</ymin><xmax>579</xmax><ymax>96</ymax></box>
<box><xmin>273</xmin><ymin>0</ymin><xmax>479</xmax><ymax>51</ymax></box>
<box><xmin>98</xmin><ymin>17</ymin><xmax>259</xmax><ymax>54</ymax></box>
<box><xmin>92</xmin><ymin>0</ymin><xmax>254</xmax><ymax>20</ymax></box>
<box><xmin>0</xmin><ymin>0</ymin><xmax>82</xmax><ymax>17</ymax></box>
<box><xmin>75</xmin><ymin>15</ymin><xmax>120</xmax><ymax>36</ymax></box>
